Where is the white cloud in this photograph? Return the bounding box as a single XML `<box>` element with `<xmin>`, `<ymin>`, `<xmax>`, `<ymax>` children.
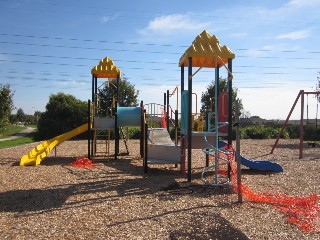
<box><xmin>251</xmin><ymin>0</ymin><xmax>320</xmax><ymax>21</ymax></box>
<box><xmin>100</xmin><ymin>16</ymin><xmax>110</xmax><ymax>23</ymax></box>
<box><xmin>286</xmin><ymin>0</ymin><xmax>320</xmax><ymax>8</ymax></box>
<box><xmin>100</xmin><ymin>14</ymin><xmax>118</xmax><ymax>24</ymax></box>
<box><xmin>276</xmin><ymin>29</ymin><xmax>310</xmax><ymax>40</ymax></box>
<box><xmin>139</xmin><ymin>14</ymin><xmax>209</xmax><ymax>35</ymax></box>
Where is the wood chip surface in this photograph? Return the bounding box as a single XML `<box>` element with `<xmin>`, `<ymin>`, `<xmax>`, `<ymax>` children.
<box><xmin>0</xmin><ymin>139</ymin><xmax>319</xmax><ymax>239</ymax></box>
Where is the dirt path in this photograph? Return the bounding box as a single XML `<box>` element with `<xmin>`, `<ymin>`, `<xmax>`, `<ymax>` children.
<box><xmin>0</xmin><ymin>127</ymin><xmax>35</xmax><ymax>141</ymax></box>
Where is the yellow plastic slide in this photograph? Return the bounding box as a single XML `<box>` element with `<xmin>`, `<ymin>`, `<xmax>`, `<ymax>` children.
<box><xmin>20</xmin><ymin>124</ymin><xmax>88</xmax><ymax>166</ymax></box>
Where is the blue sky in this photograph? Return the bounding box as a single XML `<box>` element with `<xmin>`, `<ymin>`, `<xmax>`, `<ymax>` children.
<box><xmin>0</xmin><ymin>0</ymin><xmax>319</xmax><ymax>120</ymax></box>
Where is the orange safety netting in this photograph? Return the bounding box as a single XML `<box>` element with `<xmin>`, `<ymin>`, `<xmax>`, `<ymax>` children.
<box><xmin>161</xmin><ymin>109</ymin><xmax>167</xmax><ymax>128</ymax></box>
<box><xmin>220</xmin><ymin>146</ymin><xmax>319</xmax><ymax>232</ymax></box>
<box><xmin>69</xmin><ymin>156</ymin><xmax>97</xmax><ymax>168</ymax></box>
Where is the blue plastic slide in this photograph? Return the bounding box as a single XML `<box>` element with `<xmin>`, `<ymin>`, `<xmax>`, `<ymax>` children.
<box><xmin>218</xmin><ymin>141</ymin><xmax>283</xmax><ymax>173</ymax></box>
<box><xmin>239</xmin><ymin>155</ymin><xmax>283</xmax><ymax>173</ymax></box>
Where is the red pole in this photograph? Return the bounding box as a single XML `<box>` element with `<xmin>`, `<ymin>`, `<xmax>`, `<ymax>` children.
<box><xmin>270</xmin><ymin>90</ymin><xmax>302</xmax><ymax>154</ymax></box>
<box><xmin>299</xmin><ymin>91</ymin><xmax>304</xmax><ymax>159</ymax></box>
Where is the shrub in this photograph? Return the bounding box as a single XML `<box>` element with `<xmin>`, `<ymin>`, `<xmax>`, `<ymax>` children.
<box><xmin>126</xmin><ymin>127</ymin><xmax>140</xmax><ymax>139</ymax></box>
<box><xmin>304</xmin><ymin>125</ymin><xmax>319</xmax><ymax>141</ymax></box>
<box><xmin>240</xmin><ymin>125</ymin><xmax>289</xmax><ymax>139</ymax></box>
<box><xmin>36</xmin><ymin>93</ymin><xmax>87</xmax><ymax>140</ymax></box>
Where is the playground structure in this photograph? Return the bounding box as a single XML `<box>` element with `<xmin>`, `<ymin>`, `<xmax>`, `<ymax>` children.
<box><xmin>178</xmin><ymin>31</ymin><xmax>235</xmax><ymax>184</ymax></box>
<box><xmin>17</xmin><ymin>30</ymin><xmax>319</xmax><ymax>233</ymax></box>
<box><xmin>89</xmin><ymin>57</ymin><xmax>143</xmax><ymax>161</ymax></box>
<box><xmin>20</xmin><ymin>58</ymin><xmax>145</xmax><ymax>166</ymax></box>
<box><xmin>141</xmin><ymin>31</ymin><xmax>283</xmax><ymax>185</ymax></box>
<box><xmin>271</xmin><ymin>90</ymin><xmax>320</xmax><ymax>158</ymax></box>
<box><xmin>176</xmin><ymin>31</ymin><xmax>282</xmax><ymax>184</ymax></box>
<box><xmin>20</xmin><ymin>30</ymin><xmax>283</xmax><ymax>181</ymax></box>
<box><xmin>20</xmin><ymin>31</ymin><xmax>282</xmax><ymax>175</ymax></box>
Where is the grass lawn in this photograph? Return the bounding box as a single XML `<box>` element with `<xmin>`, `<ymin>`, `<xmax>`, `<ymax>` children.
<box><xmin>0</xmin><ymin>125</ymin><xmax>26</xmax><ymax>139</ymax></box>
<box><xmin>0</xmin><ymin>125</ymin><xmax>37</xmax><ymax>149</ymax></box>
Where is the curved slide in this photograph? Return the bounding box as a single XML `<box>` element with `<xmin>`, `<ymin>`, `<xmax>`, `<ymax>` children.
<box><xmin>20</xmin><ymin>124</ymin><xmax>88</xmax><ymax>166</ymax></box>
<box><xmin>218</xmin><ymin>141</ymin><xmax>283</xmax><ymax>173</ymax></box>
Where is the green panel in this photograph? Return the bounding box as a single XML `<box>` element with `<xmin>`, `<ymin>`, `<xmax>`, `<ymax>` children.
<box><xmin>181</xmin><ymin>90</ymin><xmax>189</xmax><ymax>135</ymax></box>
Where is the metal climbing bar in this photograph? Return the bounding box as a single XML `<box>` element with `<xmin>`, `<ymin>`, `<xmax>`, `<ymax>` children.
<box><xmin>201</xmin><ymin>67</ymin><xmax>230</xmax><ymax>186</ymax></box>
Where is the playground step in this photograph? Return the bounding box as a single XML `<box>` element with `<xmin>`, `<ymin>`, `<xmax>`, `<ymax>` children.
<box><xmin>92</xmin><ymin>129</ymin><xmax>111</xmax><ymax>159</ymax></box>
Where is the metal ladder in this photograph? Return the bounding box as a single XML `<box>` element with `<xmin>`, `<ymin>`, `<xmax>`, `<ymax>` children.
<box><xmin>93</xmin><ymin>129</ymin><xmax>110</xmax><ymax>160</ymax></box>
<box><xmin>201</xmin><ymin>104</ymin><xmax>230</xmax><ymax>186</ymax></box>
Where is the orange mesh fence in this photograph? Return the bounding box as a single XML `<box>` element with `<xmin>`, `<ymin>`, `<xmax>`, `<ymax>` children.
<box><xmin>204</xmin><ymin>152</ymin><xmax>230</xmax><ymax>179</ymax></box>
<box><xmin>222</xmin><ymin>146</ymin><xmax>319</xmax><ymax>232</ymax></box>
<box><xmin>161</xmin><ymin>109</ymin><xmax>167</xmax><ymax>128</ymax></box>
<box><xmin>69</xmin><ymin>156</ymin><xmax>97</xmax><ymax>168</ymax></box>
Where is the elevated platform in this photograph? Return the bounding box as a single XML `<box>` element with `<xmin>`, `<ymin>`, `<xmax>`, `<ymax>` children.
<box><xmin>93</xmin><ymin>117</ymin><xmax>114</xmax><ymax>130</ymax></box>
<box><xmin>146</xmin><ymin>129</ymin><xmax>227</xmax><ymax>165</ymax></box>
<box><xmin>191</xmin><ymin>131</ymin><xmax>227</xmax><ymax>149</ymax></box>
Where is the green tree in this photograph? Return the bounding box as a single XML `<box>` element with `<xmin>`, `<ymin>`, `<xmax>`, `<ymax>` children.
<box><xmin>16</xmin><ymin>108</ymin><xmax>26</xmax><ymax>122</ymax></box>
<box><xmin>200</xmin><ymin>78</ymin><xmax>243</xmax><ymax>120</ymax></box>
<box><xmin>36</xmin><ymin>92</ymin><xmax>87</xmax><ymax>140</ymax></box>
<box><xmin>34</xmin><ymin>110</ymin><xmax>41</xmax><ymax>122</ymax></box>
<box><xmin>98</xmin><ymin>77</ymin><xmax>139</xmax><ymax>116</ymax></box>
<box><xmin>0</xmin><ymin>84</ymin><xmax>14</xmax><ymax>133</ymax></box>
<box><xmin>9</xmin><ymin>114</ymin><xmax>18</xmax><ymax>124</ymax></box>
<box><xmin>24</xmin><ymin>114</ymin><xmax>36</xmax><ymax>124</ymax></box>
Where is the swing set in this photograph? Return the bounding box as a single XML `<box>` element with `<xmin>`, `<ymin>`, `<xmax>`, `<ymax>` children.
<box><xmin>271</xmin><ymin>90</ymin><xmax>320</xmax><ymax>158</ymax></box>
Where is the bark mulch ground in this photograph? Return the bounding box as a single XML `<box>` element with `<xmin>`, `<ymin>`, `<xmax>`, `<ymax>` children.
<box><xmin>0</xmin><ymin>139</ymin><xmax>319</xmax><ymax>239</ymax></box>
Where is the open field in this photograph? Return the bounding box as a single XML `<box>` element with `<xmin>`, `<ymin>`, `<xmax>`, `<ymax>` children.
<box><xmin>0</xmin><ymin>139</ymin><xmax>319</xmax><ymax>239</ymax></box>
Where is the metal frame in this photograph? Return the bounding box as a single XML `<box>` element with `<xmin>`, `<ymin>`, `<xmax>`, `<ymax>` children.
<box><xmin>180</xmin><ymin>56</ymin><xmax>233</xmax><ymax>183</ymax></box>
<box><xmin>270</xmin><ymin>90</ymin><xmax>320</xmax><ymax>158</ymax></box>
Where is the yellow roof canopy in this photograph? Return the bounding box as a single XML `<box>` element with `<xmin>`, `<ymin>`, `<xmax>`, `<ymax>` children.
<box><xmin>179</xmin><ymin>30</ymin><xmax>235</xmax><ymax>68</ymax></box>
<box><xmin>91</xmin><ymin>57</ymin><xmax>121</xmax><ymax>78</ymax></box>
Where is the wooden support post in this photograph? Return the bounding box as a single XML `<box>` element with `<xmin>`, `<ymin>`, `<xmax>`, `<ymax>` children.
<box><xmin>205</xmin><ymin>111</ymin><xmax>209</xmax><ymax>167</ymax></box>
<box><xmin>235</xmin><ymin>100</ymin><xmax>242</xmax><ymax>203</ymax></box>
<box><xmin>87</xmin><ymin>99</ymin><xmax>91</xmax><ymax>159</ymax></box>
<box><xmin>174</xmin><ymin>110</ymin><xmax>178</xmax><ymax>145</ymax></box>
<box><xmin>140</xmin><ymin>102</ymin><xmax>144</xmax><ymax>158</ymax></box>
<box><xmin>115</xmin><ymin>74</ymin><xmax>120</xmax><ymax>160</ymax></box>
<box><xmin>115</xmin><ymin>102</ymin><xmax>118</xmax><ymax>160</ymax></box>
<box><xmin>144</xmin><ymin>123</ymin><xmax>148</xmax><ymax>173</ymax></box>
<box><xmin>187</xmin><ymin>57</ymin><xmax>192</xmax><ymax>182</ymax></box>
<box><xmin>227</xmin><ymin>58</ymin><xmax>233</xmax><ymax>146</ymax></box>
<box><xmin>271</xmin><ymin>90</ymin><xmax>302</xmax><ymax>154</ymax></box>
<box><xmin>180</xmin><ymin>136</ymin><xmax>186</xmax><ymax>176</ymax></box>
<box><xmin>299</xmin><ymin>91</ymin><xmax>304</xmax><ymax>159</ymax></box>
<box><xmin>167</xmin><ymin>90</ymin><xmax>170</xmax><ymax>132</ymax></box>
